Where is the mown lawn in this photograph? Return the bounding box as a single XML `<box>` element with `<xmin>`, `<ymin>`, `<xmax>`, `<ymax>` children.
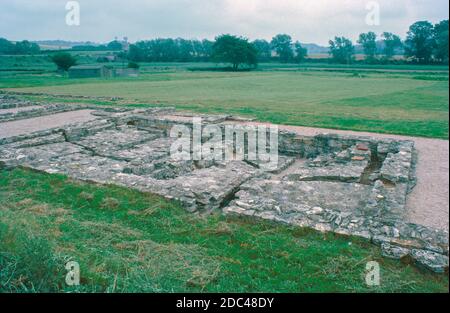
<box><xmin>0</xmin><ymin>168</ymin><xmax>448</xmax><ymax>293</ymax></box>
<box><xmin>5</xmin><ymin>65</ymin><xmax>448</xmax><ymax>139</ymax></box>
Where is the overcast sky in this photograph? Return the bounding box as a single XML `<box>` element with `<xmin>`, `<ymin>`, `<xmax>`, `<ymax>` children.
<box><xmin>1</xmin><ymin>0</ymin><xmax>448</xmax><ymax>45</ymax></box>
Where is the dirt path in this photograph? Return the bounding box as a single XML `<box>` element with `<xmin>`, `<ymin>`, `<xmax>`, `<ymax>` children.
<box><xmin>243</xmin><ymin>122</ymin><xmax>449</xmax><ymax>231</ymax></box>
<box><xmin>0</xmin><ymin>110</ymin><xmax>97</xmax><ymax>139</ymax></box>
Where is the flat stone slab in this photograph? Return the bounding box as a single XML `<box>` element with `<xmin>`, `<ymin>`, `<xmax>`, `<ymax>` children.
<box><xmin>0</xmin><ymin>105</ymin><xmax>42</xmax><ymax>115</ymax></box>
<box><xmin>75</xmin><ymin>126</ymin><xmax>160</xmax><ymax>155</ymax></box>
<box><xmin>0</xmin><ymin>142</ymin><xmax>83</xmax><ymax>166</ymax></box>
<box><xmin>283</xmin><ymin>162</ymin><xmax>368</xmax><ymax>183</ymax></box>
<box><xmin>231</xmin><ymin>180</ymin><xmax>371</xmax><ymax>214</ymax></box>
<box><xmin>0</xmin><ymin>110</ymin><xmax>97</xmax><ymax>139</ymax></box>
<box><xmin>74</xmin><ymin>160</ymin><xmax>260</xmax><ymax>213</ymax></box>
<box><xmin>106</xmin><ymin>138</ymin><xmax>175</xmax><ymax>162</ymax></box>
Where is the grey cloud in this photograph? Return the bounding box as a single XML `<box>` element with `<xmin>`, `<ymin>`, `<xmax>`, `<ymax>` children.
<box><xmin>0</xmin><ymin>0</ymin><xmax>448</xmax><ymax>45</ymax></box>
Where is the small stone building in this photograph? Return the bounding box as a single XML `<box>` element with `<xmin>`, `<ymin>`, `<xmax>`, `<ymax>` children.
<box><xmin>68</xmin><ymin>65</ymin><xmax>112</xmax><ymax>79</ymax></box>
<box><xmin>68</xmin><ymin>65</ymin><xmax>138</xmax><ymax>78</ymax></box>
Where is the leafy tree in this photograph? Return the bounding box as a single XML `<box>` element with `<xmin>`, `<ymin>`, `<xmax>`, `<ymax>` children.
<box><xmin>107</xmin><ymin>40</ymin><xmax>123</xmax><ymax>51</ymax></box>
<box><xmin>381</xmin><ymin>32</ymin><xmax>403</xmax><ymax>60</ymax></box>
<box><xmin>158</xmin><ymin>38</ymin><xmax>179</xmax><ymax>61</ymax></box>
<box><xmin>0</xmin><ymin>38</ymin><xmax>16</xmax><ymax>54</ymax></box>
<box><xmin>14</xmin><ymin>40</ymin><xmax>40</xmax><ymax>55</ymax></box>
<box><xmin>271</xmin><ymin>34</ymin><xmax>294</xmax><ymax>63</ymax></box>
<box><xmin>212</xmin><ymin>35</ymin><xmax>257</xmax><ymax>70</ymax></box>
<box><xmin>128</xmin><ymin>61</ymin><xmax>140</xmax><ymax>69</ymax></box>
<box><xmin>192</xmin><ymin>40</ymin><xmax>204</xmax><ymax>59</ymax></box>
<box><xmin>128</xmin><ymin>39</ymin><xmax>176</xmax><ymax>62</ymax></box>
<box><xmin>252</xmin><ymin>39</ymin><xmax>272</xmax><ymax>62</ymax></box>
<box><xmin>116</xmin><ymin>51</ymin><xmax>128</xmax><ymax>60</ymax></box>
<box><xmin>176</xmin><ymin>38</ymin><xmax>194</xmax><ymax>62</ymax></box>
<box><xmin>50</xmin><ymin>52</ymin><xmax>77</xmax><ymax>71</ymax></box>
<box><xmin>294</xmin><ymin>41</ymin><xmax>307</xmax><ymax>63</ymax></box>
<box><xmin>127</xmin><ymin>44</ymin><xmax>145</xmax><ymax>62</ymax></box>
<box><xmin>433</xmin><ymin>20</ymin><xmax>449</xmax><ymax>64</ymax></box>
<box><xmin>0</xmin><ymin>38</ymin><xmax>40</xmax><ymax>55</ymax></box>
<box><xmin>200</xmin><ymin>39</ymin><xmax>214</xmax><ymax>59</ymax></box>
<box><xmin>405</xmin><ymin>21</ymin><xmax>435</xmax><ymax>64</ymax></box>
<box><xmin>329</xmin><ymin>36</ymin><xmax>354</xmax><ymax>64</ymax></box>
<box><xmin>358</xmin><ymin>32</ymin><xmax>377</xmax><ymax>61</ymax></box>
<box><xmin>190</xmin><ymin>39</ymin><xmax>214</xmax><ymax>61</ymax></box>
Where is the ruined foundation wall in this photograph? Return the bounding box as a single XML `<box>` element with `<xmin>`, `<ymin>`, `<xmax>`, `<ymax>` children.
<box><xmin>0</xmin><ymin>93</ymin><xmax>447</xmax><ymax>273</ymax></box>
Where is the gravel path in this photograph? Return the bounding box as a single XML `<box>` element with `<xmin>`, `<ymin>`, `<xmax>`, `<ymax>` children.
<box><xmin>245</xmin><ymin>122</ymin><xmax>449</xmax><ymax>231</ymax></box>
<box><xmin>0</xmin><ymin>110</ymin><xmax>97</xmax><ymax>139</ymax></box>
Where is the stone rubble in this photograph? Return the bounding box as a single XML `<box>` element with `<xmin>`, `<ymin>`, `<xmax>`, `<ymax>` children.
<box><xmin>0</xmin><ymin>94</ymin><xmax>86</xmax><ymax>123</ymax></box>
<box><xmin>0</xmin><ymin>93</ymin><xmax>447</xmax><ymax>273</ymax></box>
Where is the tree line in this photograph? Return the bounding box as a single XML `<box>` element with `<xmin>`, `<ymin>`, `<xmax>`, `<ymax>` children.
<box><xmin>0</xmin><ymin>38</ymin><xmax>40</xmax><ymax>55</ymax></box>
<box><xmin>331</xmin><ymin>20</ymin><xmax>449</xmax><ymax>64</ymax></box>
<box><xmin>125</xmin><ymin>34</ymin><xmax>308</xmax><ymax>65</ymax></box>
<box><xmin>125</xmin><ymin>20</ymin><xmax>448</xmax><ymax>67</ymax></box>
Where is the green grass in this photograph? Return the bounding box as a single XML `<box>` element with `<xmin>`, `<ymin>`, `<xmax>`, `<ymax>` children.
<box><xmin>0</xmin><ymin>168</ymin><xmax>448</xmax><ymax>293</ymax></box>
<box><xmin>258</xmin><ymin>62</ymin><xmax>450</xmax><ymax>71</ymax></box>
<box><xmin>6</xmin><ymin>68</ymin><xmax>448</xmax><ymax>138</ymax></box>
<box><xmin>1</xmin><ymin>55</ymin><xmax>447</xmax><ymax>139</ymax></box>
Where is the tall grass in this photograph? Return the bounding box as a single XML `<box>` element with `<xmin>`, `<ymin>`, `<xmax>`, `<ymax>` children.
<box><xmin>0</xmin><ymin>168</ymin><xmax>448</xmax><ymax>293</ymax></box>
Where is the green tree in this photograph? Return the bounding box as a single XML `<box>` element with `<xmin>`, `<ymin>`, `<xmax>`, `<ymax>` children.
<box><xmin>50</xmin><ymin>52</ymin><xmax>77</xmax><ymax>71</ymax></box>
<box><xmin>405</xmin><ymin>21</ymin><xmax>435</xmax><ymax>64</ymax></box>
<box><xmin>14</xmin><ymin>40</ymin><xmax>40</xmax><ymax>55</ymax></box>
<box><xmin>358</xmin><ymin>32</ymin><xmax>377</xmax><ymax>61</ymax></box>
<box><xmin>192</xmin><ymin>40</ymin><xmax>204</xmax><ymax>59</ymax></box>
<box><xmin>433</xmin><ymin>20</ymin><xmax>449</xmax><ymax>64</ymax></box>
<box><xmin>153</xmin><ymin>38</ymin><xmax>178</xmax><ymax>61</ymax></box>
<box><xmin>381</xmin><ymin>32</ymin><xmax>403</xmax><ymax>60</ymax></box>
<box><xmin>294</xmin><ymin>41</ymin><xmax>307</xmax><ymax>63</ymax></box>
<box><xmin>0</xmin><ymin>38</ymin><xmax>16</xmax><ymax>55</ymax></box>
<box><xmin>128</xmin><ymin>61</ymin><xmax>140</xmax><ymax>69</ymax></box>
<box><xmin>127</xmin><ymin>44</ymin><xmax>145</xmax><ymax>62</ymax></box>
<box><xmin>212</xmin><ymin>35</ymin><xmax>257</xmax><ymax>70</ymax></box>
<box><xmin>252</xmin><ymin>39</ymin><xmax>272</xmax><ymax>62</ymax></box>
<box><xmin>201</xmin><ymin>39</ymin><xmax>214</xmax><ymax>59</ymax></box>
<box><xmin>329</xmin><ymin>36</ymin><xmax>354</xmax><ymax>64</ymax></box>
<box><xmin>271</xmin><ymin>34</ymin><xmax>294</xmax><ymax>63</ymax></box>
<box><xmin>0</xmin><ymin>38</ymin><xmax>40</xmax><ymax>55</ymax></box>
<box><xmin>107</xmin><ymin>40</ymin><xmax>123</xmax><ymax>51</ymax></box>
<box><xmin>176</xmin><ymin>38</ymin><xmax>194</xmax><ymax>62</ymax></box>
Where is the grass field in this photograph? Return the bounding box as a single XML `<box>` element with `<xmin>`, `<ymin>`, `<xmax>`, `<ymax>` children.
<box><xmin>1</xmin><ymin>57</ymin><xmax>448</xmax><ymax>139</ymax></box>
<box><xmin>0</xmin><ymin>168</ymin><xmax>448</xmax><ymax>293</ymax></box>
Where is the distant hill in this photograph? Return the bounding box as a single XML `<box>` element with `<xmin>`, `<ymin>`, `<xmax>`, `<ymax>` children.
<box><xmin>354</xmin><ymin>40</ymin><xmax>405</xmax><ymax>55</ymax></box>
<box><xmin>32</xmin><ymin>39</ymin><xmax>331</xmax><ymax>54</ymax></box>
<box><xmin>33</xmin><ymin>40</ymin><xmax>100</xmax><ymax>50</ymax></box>
<box><xmin>302</xmin><ymin>43</ymin><xmax>329</xmax><ymax>54</ymax></box>
<box><xmin>303</xmin><ymin>41</ymin><xmax>404</xmax><ymax>56</ymax></box>
<box><xmin>31</xmin><ymin>39</ymin><xmax>405</xmax><ymax>56</ymax></box>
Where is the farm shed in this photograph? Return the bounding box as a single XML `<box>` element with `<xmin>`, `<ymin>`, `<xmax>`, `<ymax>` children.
<box><xmin>68</xmin><ymin>65</ymin><xmax>112</xmax><ymax>78</ymax></box>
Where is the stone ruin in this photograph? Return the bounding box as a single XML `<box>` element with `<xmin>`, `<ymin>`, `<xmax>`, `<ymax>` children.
<box><xmin>0</xmin><ymin>93</ymin><xmax>448</xmax><ymax>273</ymax></box>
